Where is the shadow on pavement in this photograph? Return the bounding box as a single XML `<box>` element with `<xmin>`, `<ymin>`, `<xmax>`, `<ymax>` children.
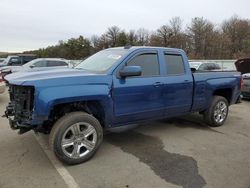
<box><xmin>106</xmin><ymin>131</ymin><xmax>206</xmax><ymax>188</ymax></box>
<box><xmin>162</xmin><ymin>115</ymin><xmax>224</xmax><ymax>134</ymax></box>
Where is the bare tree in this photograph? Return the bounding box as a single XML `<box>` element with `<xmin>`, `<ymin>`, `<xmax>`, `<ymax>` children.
<box><xmin>157</xmin><ymin>25</ymin><xmax>172</xmax><ymax>47</ymax></box>
<box><xmin>155</xmin><ymin>17</ymin><xmax>185</xmax><ymax>48</ymax></box>
<box><xmin>168</xmin><ymin>17</ymin><xmax>187</xmax><ymax>48</ymax></box>
<box><xmin>222</xmin><ymin>15</ymin><xmax>250</xmax><ymax>58</ymax></box>
<box><xmin>27</xmin><ymin>15</ymin><xmax>250</xmax><ymax>60</ymax></box>
<box><xmin>169</xmin><ymin>17</ymin><xmax>182</xmax><ymax>36</ymax></box>
<box><xmin>106</xmin><ymin>26</ymin><xmax>121</xmax><ymax>47</ymax></box>
<box><xmin>117</xmin><ymin>31</ymin><xmax>128</xmax><ymax>46</ymax></box>
<box><xmin>90</xmin><ymin>35</ymin><xmax>100</xmax><ymax>50</ymax></box>
<box><xmin>187</xmin><ymin>17</ymin><xmax>216</xmax><ymax>58</ymax></box>
<box><xmin>137</xmin><ymin>28</ymin><xmax>150</xmax><ymax>46</ymax></box>
<box><xmin>127</xmin><ymin>30</ymin><xmax>138</xmax><ymax>45</ymax></box>
<box><xmin>150</xmin><ymin>33</ymin><xmax>162</xmax><ymax>46</ymax></box>
<box><xmin>91</xmin><ymin>34</ymin><xmax>109</xmax><ymax>50</ymax></box>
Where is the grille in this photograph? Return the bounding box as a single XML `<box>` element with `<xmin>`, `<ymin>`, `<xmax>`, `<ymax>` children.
<box><xmin>242</xmin><ymin>91</ymin><xmax>250</xmax><ymax>98</ymax></box>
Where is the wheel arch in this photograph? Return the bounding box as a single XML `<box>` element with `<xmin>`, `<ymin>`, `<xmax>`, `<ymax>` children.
<box><xmin>44</xmin><ymin>100</ymin><xmax>108</xmax><ymax>133</ymax></box>
<box><xmin>213</xmin><ymin>88</ymin><xmax>232</xmax><ymax>104</ymax></box>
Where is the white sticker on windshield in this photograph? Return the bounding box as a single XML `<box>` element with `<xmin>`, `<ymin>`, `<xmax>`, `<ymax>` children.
<box><xmin>108</xmin><ymin>54</ymin><xmax>122</xmax><ymax>60</ymax></box>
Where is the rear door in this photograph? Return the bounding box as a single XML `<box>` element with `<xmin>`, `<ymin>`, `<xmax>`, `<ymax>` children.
<box><xmin>161</xmin><ymin>51</ymin><xmax>193</xmax><ymax>116</ymax></box>
<box><xmin>112</xmin><ymin>50</ymin><xmax>166</xmax><ymax>124</ymax></box>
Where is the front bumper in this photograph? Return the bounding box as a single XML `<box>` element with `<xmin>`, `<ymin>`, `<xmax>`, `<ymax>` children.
<box><xmin>242</xmin><ymin>78</ymin><xmax>250</xmax><ymax>99</ymax></box>
<box><xmin>5</xmin><ymin>101</ymin><xmax>34</xmax><ymax>134</ymax></box>
<box><xmin>4</xmin><ymin>85</ymin><xmax>35</xmax><ymax>133</ymax></box>
<box><xmin>242</xmin><ymin>91</ymin><xmax>250</xmax><ymax>99</ymax></box>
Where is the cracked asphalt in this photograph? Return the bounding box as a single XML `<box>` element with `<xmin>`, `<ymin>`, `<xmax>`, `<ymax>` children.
<box><xmin>0</xmin><ymin>90</ymin><xmax>250</xmax><ymax>188</ymax></box>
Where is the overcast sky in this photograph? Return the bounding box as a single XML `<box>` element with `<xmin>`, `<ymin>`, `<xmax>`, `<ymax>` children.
<box><xmin>0</xmin><ymin>0</ymin><xmax>249</xmax><ymax>52</ymax></box>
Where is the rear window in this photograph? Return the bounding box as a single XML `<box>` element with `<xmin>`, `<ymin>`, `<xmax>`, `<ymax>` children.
<box><xmin>164</xmin><ymin>54</ymin><xmax>185</xmax><ymax>75</ymax></box>
<box><xmin>214</xmin><ymin>63</ymin><xmax>221</xmax><ymax>69</ymax></box>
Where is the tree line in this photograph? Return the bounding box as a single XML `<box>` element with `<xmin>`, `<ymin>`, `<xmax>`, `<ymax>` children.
<box><xmin>25</xmin><ymin>15</ymin><xmax>250</xmax><ymax>60</ymax></box>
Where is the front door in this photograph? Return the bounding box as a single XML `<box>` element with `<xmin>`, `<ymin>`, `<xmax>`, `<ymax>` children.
<box><xmin>112</xmin><ymin>51</ymin><xmax>165</xmax><ymax>125</ymax></box>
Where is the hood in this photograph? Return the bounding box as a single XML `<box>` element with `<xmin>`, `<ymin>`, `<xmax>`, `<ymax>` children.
<box><xmin>0</xmin><ymin>66</ymin><xmax>23</xmax><ymax>73</ymax></box>
<box><xmin>5</xmin><ymin>68</ymin><xmax>112</xmax><ymax>87</ymax></box>
<box><xmin>235</xmin><ymin>58</ymin><xmax>250</xmax><ymax>74</ymax></box>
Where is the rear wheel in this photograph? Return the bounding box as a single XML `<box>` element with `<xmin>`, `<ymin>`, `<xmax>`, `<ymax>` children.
<box><xmin>204</xmin><ymin>96</ymin><xmax>229</xmax><ymax>127</ymax></box>
<box><xmin>49</xmin><ymin>112</ymin><xmax>103</xmax><ymax>165</ymax></box>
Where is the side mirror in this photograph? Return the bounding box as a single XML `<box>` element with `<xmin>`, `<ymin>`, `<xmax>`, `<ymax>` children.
<box><xmin>190</xmin><ymin>68</ymin><xmax>196</xmax><ymax>73</ymax></box>
<box><xmin>119</xmin><ymin>66</ymin><xmax>142</xmax><ymax>77</ymax></box>
<box><xmin>29</xmin><ymin>65</ymin><xmax>35</xmax><ymax>68</ymax></box>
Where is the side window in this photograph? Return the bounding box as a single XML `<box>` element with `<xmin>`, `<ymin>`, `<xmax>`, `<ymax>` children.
<box><xmin>164</xmin><ymin>54</ymin><xmax>185</xmax><ymax>75</ymax></box>
<box><xmin>206</xmin><ymin>64</ymin><xmax>211</xmax><ymax>70</ymax></box>
<box><xmin>208</xmin><ymin>63</ymin><xmax>214</xmax><ymax>70</ymax></box>
<box><xmin>33</xmin><ymin>60</ymin><xmax>47</xmax><ymax>67</ymax></box>
<box><xmin>23</xmin><ymin>57</ymin><xmax>35</xmax><ymax>64</ymax></box>
<box><xmin>198</xmin><ymin>64</ymin><xmax>206</xmax><ymax>71</ymax></box>
<box><xmin>10</xmin><ymin>57</ymin><xmax>21</xmax><ymax>65</ymax></box>
<box><xmin>214</xmin><ymin>63</ymin><xmax>221</xmax><ymax>70</ymax></box>
<box><xmin>47</xmin><ymin>61</ymin><xmax>67</xmax><ymax>67</ymax></box>
<box><xmin>127</xmin><ymin>53</ymin><xmax>159</xmax><ymax>76</ymax></box>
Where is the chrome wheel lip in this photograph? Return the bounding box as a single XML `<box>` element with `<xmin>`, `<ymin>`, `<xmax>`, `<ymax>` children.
<box><xmin>61</xmin><ymin>122</ymin><xmax>97</xmax><ymax>159</ymax></box>
<box><xmin>213</xmin><ymin>101</ymin><xmax>228</xmax><ymax>124</ymax></box>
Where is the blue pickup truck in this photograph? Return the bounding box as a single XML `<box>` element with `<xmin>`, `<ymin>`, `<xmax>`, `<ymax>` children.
<box><xmin>4</xmin><ymin>46</ymin><xmax>242</xmax><ymax>164</ymax></box>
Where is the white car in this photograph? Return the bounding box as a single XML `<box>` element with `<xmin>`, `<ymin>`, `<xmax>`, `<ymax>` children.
<box><xmin>189</xmin><ymin>62</ymin><xmax>222</xmax><ymax>71</ymax></box>
<box><xmin>0</xmin><ymin>58</ymin><xmax>72</xmax><ymax>77</ymax></box>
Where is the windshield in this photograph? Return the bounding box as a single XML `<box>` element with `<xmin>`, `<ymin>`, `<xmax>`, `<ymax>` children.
<box><xmin>2</xmin><ymin>56</ymin><xmax>14</xmax><ymax>65</ymax></box>
<box><xmin>75</xmin><ymin>49</ymin><xmax>127</xmax><ymax>73</ymax></box>
<box><xmin>22</xmin><ymin>58</ymin><xmax>41</xmax><ymax>68</ymax></box>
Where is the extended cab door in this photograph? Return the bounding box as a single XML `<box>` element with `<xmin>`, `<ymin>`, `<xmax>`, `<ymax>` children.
<box><xmin>161</xmin><ymin>51</ymin><xmax>193</xmax><ymax>116</ymax></box>
<box><xmin>112</xmin><ymin>50</ymin><xmax>166</xmax><ymax>124</ymax></box>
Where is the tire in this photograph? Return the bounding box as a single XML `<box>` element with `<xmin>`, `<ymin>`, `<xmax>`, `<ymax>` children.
<box><xmin>49</xmin><ymin>112</ymin><xmax>103</xmax><ymax>165</ymax></box>
<box><xmin>204</xmin><ymin>96</ymin><xmax>229</xmax><ymax>127</ymax></box>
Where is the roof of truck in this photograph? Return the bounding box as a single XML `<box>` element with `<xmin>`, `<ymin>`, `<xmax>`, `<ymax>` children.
<box><xmin>108</xmin><ymin>46</ymin><xmax>183</xmax><ymax>52</ymax></box>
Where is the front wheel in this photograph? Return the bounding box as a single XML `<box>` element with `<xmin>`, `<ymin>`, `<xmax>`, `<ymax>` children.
<box><xmin>204</xmin><ymin>96</ymin><xmax>229</xmax><ymax>127</ymax></box>
<box><xmin>49</xmin><ymin>112</ymin><xmax>103</xmax><ymax>165</ymax></box>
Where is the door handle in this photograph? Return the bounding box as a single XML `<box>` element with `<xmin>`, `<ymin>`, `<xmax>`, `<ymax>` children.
<box><xmin>153</xmin><ymin>82</ymin><xmax>164</xmax><ymax>87</ymax></box>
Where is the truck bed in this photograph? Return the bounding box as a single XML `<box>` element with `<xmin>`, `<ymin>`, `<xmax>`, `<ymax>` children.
<box><xmin>192</xmin><ymin>71</ymin><xmax>241</xmax><ymax>112</ymax></box>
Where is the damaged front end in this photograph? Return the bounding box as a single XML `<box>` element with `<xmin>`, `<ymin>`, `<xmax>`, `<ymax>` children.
<box><xmin>4</xmin><ymin>84</ymin><xmax>35</xmax><ymax>134</ymax></box>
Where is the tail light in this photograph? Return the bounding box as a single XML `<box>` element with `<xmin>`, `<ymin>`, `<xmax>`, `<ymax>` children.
<box><xmin>240</xmin><ymin>76</ymin><xmax>243</xmax><ymax>91</ymax></box>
